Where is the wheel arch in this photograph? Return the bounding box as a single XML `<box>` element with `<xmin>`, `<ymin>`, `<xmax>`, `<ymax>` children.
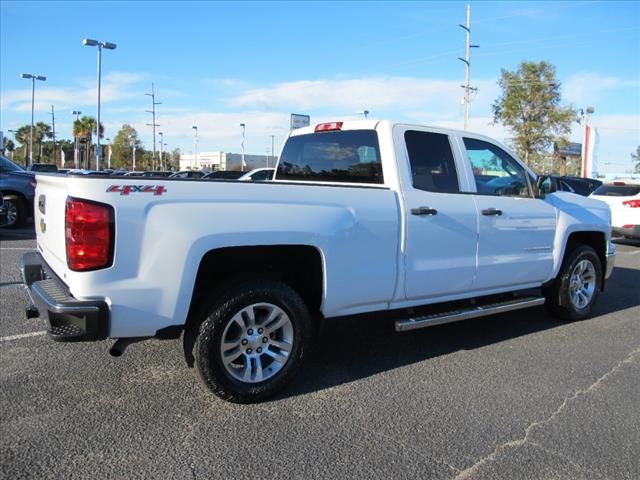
<box><xmin>183</xmin><ymin>244</ymin><xmax>324</xmax><ymax>363</ymax></box>
<box><xmin>563</xmin><ymin>231</ymin><xmax>607</xmax><ymax>290</ymax></box>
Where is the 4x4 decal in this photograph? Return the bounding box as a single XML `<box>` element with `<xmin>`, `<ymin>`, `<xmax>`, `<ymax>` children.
<box><xmin>106</xmin><ymin>185</ymin><xmax>167</xmax><ymax>196</ymax></box>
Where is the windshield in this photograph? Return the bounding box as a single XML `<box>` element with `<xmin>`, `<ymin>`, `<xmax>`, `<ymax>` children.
<box><xmin>0</xmin><ymin>156</ymin><xmax>25</xmax><ymax>173</ymax></box>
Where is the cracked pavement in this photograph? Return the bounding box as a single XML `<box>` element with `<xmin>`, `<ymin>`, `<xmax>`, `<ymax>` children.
<box><xmin>1</xmin><ymin>226</ymin><xmax>639</xmax><ymax>479</ymax></box>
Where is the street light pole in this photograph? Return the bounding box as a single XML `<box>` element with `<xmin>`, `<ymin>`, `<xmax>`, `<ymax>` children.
<box><xmin>271</xmin><ymin>135</ymin><xmax>275</xmax><ymax>168</ymax></box>
<box><xmin>145</xmin><ymin>82</ymin><xmax>161</xmax><ymax>170</ymax></box>
<box><xmin>130</xmin><ymin>135</ymin><xmax>137</xmax><ymax>171</ymax></box>
<box><xmin>240</xmin><ymin>123</ymin><xmax>246</xmax><ymax>172</ymax></box>
<box><xmin>158</xmin><ymin>132</ymin><xmax>164</xmax><ymax>170</ymax></box>
<box><xmin>83</xmin><ymin>38</ymin><xmax>116</xmax><ymax>170</ymax></box>
<box><xmin>20</xmin><ymin>73</ymin><xmax>46</xmax><ymax>166</ymax></box>
<box><xmin>192</xmin><ymin>126</ymin><xmax>198</xmax><ymax>170</ymax></box>
<box><xmin>106</xmin><ymin>138</ymin><xmax>111</xmax><ymax>169</ymax></box>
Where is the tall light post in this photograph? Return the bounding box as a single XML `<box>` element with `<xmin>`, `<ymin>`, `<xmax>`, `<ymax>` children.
<box><xmin>240</xmin><ymin>123</ymin><xmax>246</xmax><ymax>171</ymax></box>
<box><xmin>72</xmin><ymin>110</ymin><xmax>81</xmax><ymax>168</ymax></box>
<box><xmin>83</xmin><ymin>38</ymin><xmax>116</xmax><ymax>171</ymax></box>
<box><xmin>20</xmin><ymin>73</ymin><xmax>46</xmax><ymax>166</ymax></box>
<box><xmin>145</xmin><ymin>83</ymin><xmax>161</xmax><ymax>170</ymax></box>
<box><xmin>192</xmin><ymin>125</ymin><xmax>198</xmax><ymax>170</ymax></box>
<box><xmin>106</xmin><ymin>137</ymin><xmax>112</xmax><ymax>169</ymax></box>
<box><xmin>271</xmin><ymin>135</ymin><xmax>275</xmax><ymax>168</ymax></box>
<box><xmin>130</xmin><ymin>135</ymin><xmax>136</xmax><ymax>171</ymax></box>
<box><xmin>158</xmin><ymin>132</ymin><xmax>164</xmax><ymax>170</ymax></box>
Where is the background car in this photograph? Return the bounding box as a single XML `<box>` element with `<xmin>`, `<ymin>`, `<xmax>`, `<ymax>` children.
<box><xmin>202</xmin><ymin>170</ymin><xmax>245</xmax><ymax>180</ymax></box>
<box><xmin>0</xmin><ymin>156</ymin><xmax>36</xmax><ymax>228</ymax></box>
<box><xmin>238</xmin><ymin>168</ymin><xmax>275</xmax><ymax>181</ymax></box>
<box><xmin>27</xmin><ymin>163</ymin><xmax>59</xmax><ymax>173</ymax></box>
<box><xmin>590</xmin><ymin>180</ymin><xmax>640</xmax><ymax>240</ymax></box>
<box><xmin>169</xmin><ymin>170</ymin><xmax>206</xmax><ymax>179</ymax></box>
<box><xmin>555</xmin><ymin>176</ymin><xmax>602</xmax><ymax>196</ymax></box>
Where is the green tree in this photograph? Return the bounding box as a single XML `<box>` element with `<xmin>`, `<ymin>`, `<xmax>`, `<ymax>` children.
<box><xmin>632</xmin><ymin>145</ymin><xmax>640</xmax><ymax>173</ymax></box>
<box><xmin>111</xmin><ymin>124</ymin><xmax>143</xmax><ymax>170</ymax></box>
<box><xmin>170</xmin><ymin>148</ymin><xmax>181</xmax><ymax>171</ymax></box>
<box><xmin>492</xmin><ymin>61</ymin><xmax>577</xmax><ymax>171</ymax></box>
<box><xmin>73</xmin><ymin>115</ymin><xmax>104</xmax><ymax>169</ymax></box>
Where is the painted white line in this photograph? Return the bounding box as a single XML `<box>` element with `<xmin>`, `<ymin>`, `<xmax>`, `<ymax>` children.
<box><xmin>617</xmin><ymin>250</ymin><xmax>640</xmax><ymax>255</ymax></box>
<box><xmin>0</xmin><ymin>331</ymin><xmax>47</xmax><ymax>342</ymax></box>
<box><xmin>0</xmin><ymin>247</ymin><xmax>34</xmax><ymax>251</ymax></box>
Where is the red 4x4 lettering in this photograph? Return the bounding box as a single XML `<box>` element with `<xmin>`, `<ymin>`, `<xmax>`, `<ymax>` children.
<box><xmin>106</xmin><ymin>185</ymin><xmax>167</xmax><ymax>196</ymax></box>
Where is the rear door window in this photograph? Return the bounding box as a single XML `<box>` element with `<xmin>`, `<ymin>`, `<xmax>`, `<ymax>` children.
<box><xmin>277</xmin><ymin>130</ymin><xmax>383</xmax><ymax>184</ymax></box>
<box><xmin>404</xmin><ymin>131</ymin><xmax>459</xmax><ymax>193</ymax></box>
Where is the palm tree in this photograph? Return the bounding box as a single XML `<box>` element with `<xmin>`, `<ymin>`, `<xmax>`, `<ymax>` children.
<box><xmin>14</xmin><ymin>125</ymin><xmax>31</xmax><ymax>166</ymax></box>
<box><xmin>73</xmin><ymin>115</ymin><xmax>104</xmax><ymax>169</ymax></box>
<box><xmin>632</xmin><ymin>145</ymin><xmax>640</xmax><ymax>174</ymax></box>
<box><xmin>33</xmin><ymin>122</ymin><xmax>52</xmax><ymax>162</ymax></box>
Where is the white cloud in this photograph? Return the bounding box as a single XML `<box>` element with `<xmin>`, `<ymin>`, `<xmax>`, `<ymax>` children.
<box><xmin>563</xmin><ymin>73</ymin><xmax>640</xmax><ymax>105</ymax></box>
<box><xmin>2</xmin><ymin>70</ymin><xmax>149</xmax><ymax>113</ymax></box>
<box><xmin>229</xmin><ymin>77</ymin><xmax>498</xmax><ymax>114</ymax></box>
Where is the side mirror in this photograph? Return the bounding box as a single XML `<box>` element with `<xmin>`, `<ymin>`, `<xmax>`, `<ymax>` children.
<box><xmin>536</xmin><ymin>175</ymin><xmax>557</xmax><ymax>196</ymax></box>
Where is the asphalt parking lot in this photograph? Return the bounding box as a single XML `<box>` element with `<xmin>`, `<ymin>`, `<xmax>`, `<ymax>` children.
<box><xmin>1</xmin><ymin>224</ymin><xmax>639</xmax><ymax>480</ymax></box>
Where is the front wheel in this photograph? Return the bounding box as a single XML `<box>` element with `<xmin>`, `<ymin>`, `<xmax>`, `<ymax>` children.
<box><xmin>545</xmin><ymin>244</ymin><xmax>602</xmax><ymax>321</ymax></box>
<box><xmin>192</xmin><ymin>278</ymin><xmax>313</xmax><ymax>403</ymax></box>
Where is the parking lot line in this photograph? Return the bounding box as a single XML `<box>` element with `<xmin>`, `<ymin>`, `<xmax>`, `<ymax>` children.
<box><xmin>0</xmin><ymin>247</ymin><xmax>34</xmax><ymax>251</ymax></box>
<box><xmin>0</xmin><ymin>331</ymin><xmax>46</xmax><ymax>342</ymax></box>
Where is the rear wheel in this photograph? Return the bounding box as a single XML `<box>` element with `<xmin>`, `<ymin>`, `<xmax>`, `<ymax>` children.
<box><xmin>1</xmin><ymin>195</ymin><xmax>25</xmax><ymax>228</ymax></box>
<box><xmin>192</xmin><ymin>278</ymin><xmax>312</xmax><ymax>403</ymax></box>
<box><xmin>545</xmin><ymin>244</ymin><xmax>602</xmax><ymax>321</ymax></box>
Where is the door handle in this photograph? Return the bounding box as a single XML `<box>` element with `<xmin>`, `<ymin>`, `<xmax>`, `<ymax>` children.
<box><xmin>482</xmin><ymin>208</ymin><xmax>503</xmax><ymax>216</ymax></box>
<box><xmin>411</xmin><ymin>207</ymin><xmax>438</xmax><ymax>216</ymax></box>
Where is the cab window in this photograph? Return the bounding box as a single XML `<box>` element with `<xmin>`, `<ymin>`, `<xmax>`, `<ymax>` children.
<box><xmin>277</xmin><ymin>130</ymin><xmax>383</xmax><ymax>184</ymax></box>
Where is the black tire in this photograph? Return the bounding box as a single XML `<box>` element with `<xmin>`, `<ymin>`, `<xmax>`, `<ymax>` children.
<box><xmin>545</xmin><ymin>244</ymin><xmax>602</xmax><ymax>321</ymax></box>
<box><xmin>1</xmin><ymin>195</ymin><xmax>25</xmax><ymax>228</ymax></box>
<box><xmin>192</xmin><ymin>278</ymin><xmax>312</xmax><ymax>403</ymax></box>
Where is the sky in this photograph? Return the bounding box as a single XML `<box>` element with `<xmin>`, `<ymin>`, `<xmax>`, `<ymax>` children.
<box><xmin>1</xmin><ymin>0</ymin><xmax>639</xmax><ymax>174</ymax></box>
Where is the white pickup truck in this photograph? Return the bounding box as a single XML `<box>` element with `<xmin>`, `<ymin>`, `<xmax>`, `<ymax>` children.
<box><xmin>22</xmin><ymin>120</ymin><xmax>615</xmax><ymax>403</ymax></box>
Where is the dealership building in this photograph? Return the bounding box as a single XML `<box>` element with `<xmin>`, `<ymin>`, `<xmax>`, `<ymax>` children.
<box><xmin>179</xmin><ymin>152</ymin><xmax>276</xmax><ymax>172</ymax></box>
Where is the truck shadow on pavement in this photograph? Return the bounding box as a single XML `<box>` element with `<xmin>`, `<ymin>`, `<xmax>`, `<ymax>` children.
<box><xmin>284</xmin><ymin>265</ymin><xmax>640</xmax><ymax>399</ymax></box>
<box><xmin>0</xmin><ymin>222</ymin><xmax>36</xmax><ymax>241</ymax></box>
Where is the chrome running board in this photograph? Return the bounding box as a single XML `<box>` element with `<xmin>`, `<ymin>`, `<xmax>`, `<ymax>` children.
<box><xmin>395</xmin><ymin>297</ymin><xmax>545</xmax><ymax>332</ymax></box>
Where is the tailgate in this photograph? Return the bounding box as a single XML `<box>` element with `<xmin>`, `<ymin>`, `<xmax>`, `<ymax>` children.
<box><xmin>33</xmin><ymin>174</ymin><xmax>73</xmax><ymax>278</ymax></box>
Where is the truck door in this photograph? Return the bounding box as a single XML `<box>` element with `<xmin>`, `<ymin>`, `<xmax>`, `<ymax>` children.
<box><xmin>398</xmin><ymin>127</ymin><xmax>479</xmax><ymax>300</ymax></box>
<box><xmin>461</xmin><ymin>136</ymin><xmax>556</xmax><ymax>291</ymax></box>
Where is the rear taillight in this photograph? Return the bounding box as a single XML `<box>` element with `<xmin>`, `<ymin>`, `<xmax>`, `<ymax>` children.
<box><xmin>315</xmin><ymin>122</ymin><xmax>343</xmax><ymax>132</ymax></box>
<box><xmin>622</xmin><ymin>199</ymin><xmax>640</xmax><ymax>208</ymax></box>
<box><xmin>65</xmin><ymin>197</ymin><xmax>114</xmax><ymax>271</ymax></box>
